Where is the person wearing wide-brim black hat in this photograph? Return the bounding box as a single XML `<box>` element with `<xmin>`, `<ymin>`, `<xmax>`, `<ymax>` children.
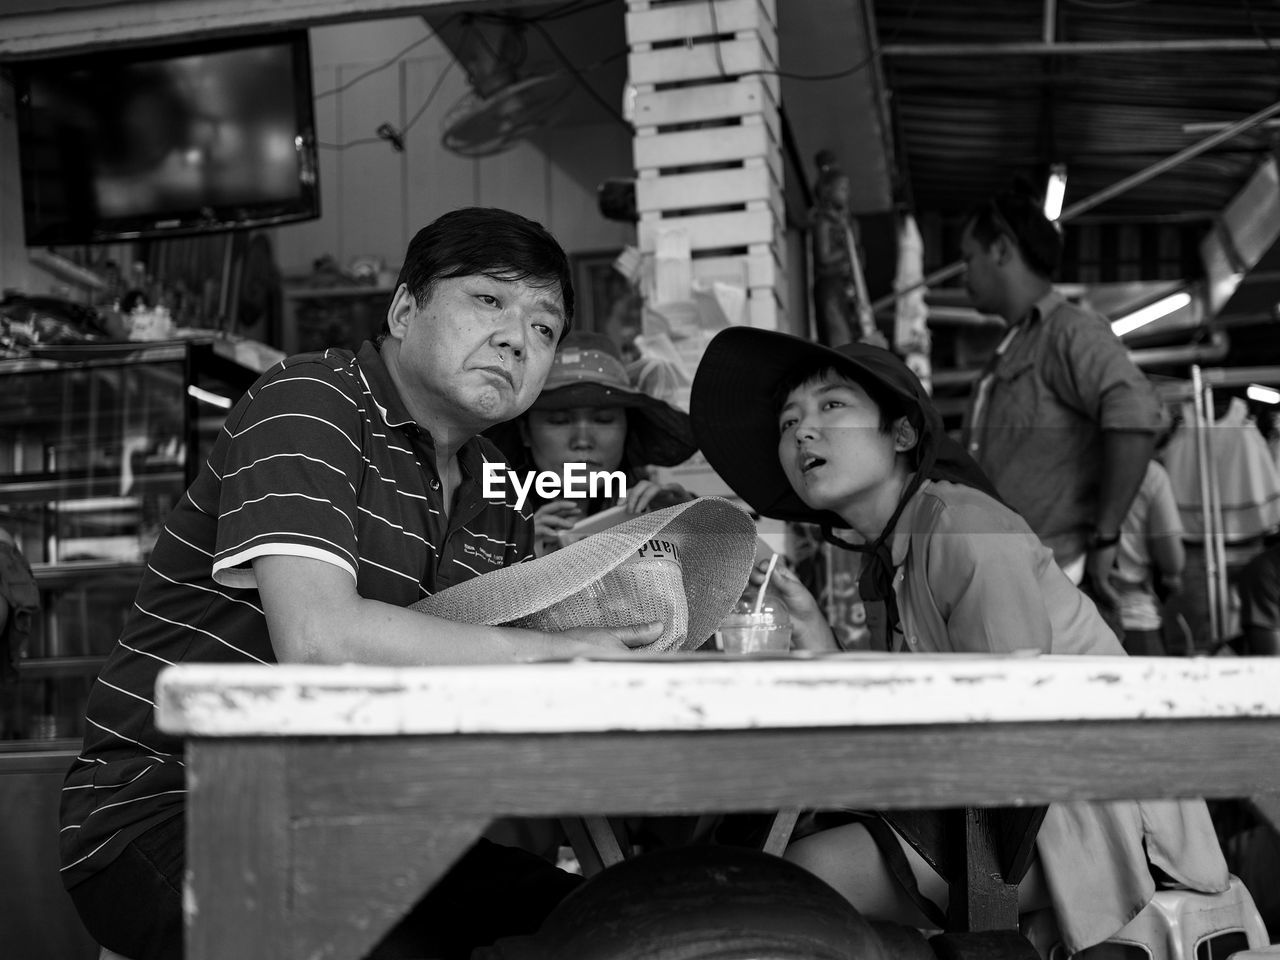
<box><xmin>688</xmin><ymin>327</ymin><xmax>1230</xmax><ymax>954</ymax></box>
<box><xmin>487</xmin><ymin>332</ymin><xmax>697</xmax><ymax>555</ymax></box>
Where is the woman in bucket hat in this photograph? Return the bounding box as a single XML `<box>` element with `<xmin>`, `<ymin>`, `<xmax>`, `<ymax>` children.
<box><xmin>488</xmin><ymin>331</ymin><xmax>697</xmax><ymax>555</ymax></box>
<box><xmin>689</xmin><ymin>327</ymin><xmax>1229</xmax><ymax>956</ymax></box>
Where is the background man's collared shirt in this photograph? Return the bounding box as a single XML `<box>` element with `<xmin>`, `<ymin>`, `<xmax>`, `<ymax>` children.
<box><xmin>963</xmin><ymin>290</ymin><xmax>1163</xmax><ymax>565</ymax></box>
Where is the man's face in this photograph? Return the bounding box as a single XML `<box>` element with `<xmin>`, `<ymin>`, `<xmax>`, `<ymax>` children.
<box><xmin>389</xmin><ymin>273</ymin><xmax>566</xmax><ymax>433</ymax></box>
<box><xmin>960</xmin><ymin>223</ymin><xmax>1005</xmax><ymax>316</ymax></box>
<box><xmin>776</xmin><ymin>372</ymin><xmax>903</xmax><ymax>518</ymax></box>
<box><xmin>829</xmin><ymin>175</ymin><xmax>851</xmax><ymax>209</ymax></box>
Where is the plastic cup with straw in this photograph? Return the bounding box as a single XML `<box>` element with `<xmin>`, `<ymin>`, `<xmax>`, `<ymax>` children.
<box><xmin>717</xmin><ymin>553</ymin><xmax>792</xmax><ymax>654</ymax></box>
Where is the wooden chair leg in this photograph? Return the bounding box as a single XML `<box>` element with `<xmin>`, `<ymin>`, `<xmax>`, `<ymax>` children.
<box><xmin>762</xmin><ymin>807</ymin><xmax>802</xmax><ymax>857</ymax></box>
<box><xmin>560</xmin><ymin>816</ymin><xmax>628</xmax><ymax>877</ymax></box>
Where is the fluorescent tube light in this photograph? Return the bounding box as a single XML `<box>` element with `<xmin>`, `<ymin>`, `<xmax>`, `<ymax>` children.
<box><xmin>1111</xmin><ymin>291</ymin><xmax>1192</xmax><ymax>337</ymax></box>
<box><xmin>1044</xmin><ymin>164</ymin><xmax>1067</xmax><ymax>221</ymax></box>
<box><xmin>1247</xmin><ymin>384</ymin><xmax>1280</xmax><ymax>405</ymax></box>
<box><xmin>187</xmin><ymin>385</ymin><xmax>233</xmax><ymax>409</ymax></box>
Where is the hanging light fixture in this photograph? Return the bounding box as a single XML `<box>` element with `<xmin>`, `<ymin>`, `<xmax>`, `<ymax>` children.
<box><xmin>1111</xmin><ymin>290</ymin><xmax>1192</xmax><ymax>337</ymax></box>
<box><xmin>1247</xmin><ymin>384</ymin><xmax>1280</xmax><ymax>405</ymax></box>
<box><xmin>1043</xmin><ymin>164</ymin><xmax>1067</xmax><ymax>221</ymax></box>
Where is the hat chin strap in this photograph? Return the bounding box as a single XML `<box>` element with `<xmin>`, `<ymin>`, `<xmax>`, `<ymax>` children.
<box><xmin>819</xmin><ymin>434</ymin><xmax>936</xmax><ymax>559</ymax></box>
<box><xmin>817</xmin><ymin>438</ymin><xmax>938</xmax><ymax>649</ymax></box>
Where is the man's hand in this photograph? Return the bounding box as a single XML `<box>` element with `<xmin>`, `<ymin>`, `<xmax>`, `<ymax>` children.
<box><xmin>747</xmin><ymin>558</ymin><xmax>836</xmax><ymax>652</ymax></box>
<box><xmin>555</xmin><ymin>621</ymin><xmax>664</xmax><ymax>655</ymax></box>
<box><xmin>1086</xmin><ymin>542</ymin><xmax>1122</xmax><ymax>610</ymax></box>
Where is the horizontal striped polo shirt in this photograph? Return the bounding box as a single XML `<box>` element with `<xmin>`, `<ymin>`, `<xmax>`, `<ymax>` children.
<box><xmin>60</xmin><ymin>341</ymin><xmax>533</xmax><ymax>888</ymax></box>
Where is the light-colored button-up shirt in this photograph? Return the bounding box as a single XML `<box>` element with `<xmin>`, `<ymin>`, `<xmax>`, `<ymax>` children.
<box><xmin>963</xmin><ymin>290</ymin><xmax>1164</xmax><ymax>566</ymax></box>
<box><xmin>875</xmin><ymin>479</ymin><xmax>1228</xmax><ymax>952</ymax></box>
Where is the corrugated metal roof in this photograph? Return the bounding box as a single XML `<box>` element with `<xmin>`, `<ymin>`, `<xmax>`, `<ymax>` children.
<box><xmin>872</xmin><ymin>0</ymin><xmax>1280</xmax><ymax>222</ymax></box>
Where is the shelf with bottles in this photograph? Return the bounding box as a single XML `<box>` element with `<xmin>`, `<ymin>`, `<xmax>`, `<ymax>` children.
<box><xmin>0</xmin><ymin>339</ymin><xmax>261</xmax><ymax>748</ymax></box>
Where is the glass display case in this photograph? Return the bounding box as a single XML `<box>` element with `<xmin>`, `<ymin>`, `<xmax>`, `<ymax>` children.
<box><xmin>0</xmin><ymin>339</ymin><xmax>261</xmax><ymax>748</ymax></box>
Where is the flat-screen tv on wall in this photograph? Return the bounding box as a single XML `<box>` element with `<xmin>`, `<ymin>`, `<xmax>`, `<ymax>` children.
<box><xmin>15</xmin><ymin>31</ymin><xmax>320</xmax><ymax>246</ymax></box>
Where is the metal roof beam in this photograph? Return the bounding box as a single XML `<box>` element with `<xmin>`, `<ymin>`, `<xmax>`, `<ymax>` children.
<box><xmin>881</xmin><ymin>38</ymin><xmax>1280</xmax><ymax>57</ymax></box>
<box><xmin>0</xmin><ymin>0</ymin><xmax>546</xmax><ymax>61</ymax></box>
<box><xmin>870</xmin><ymin>97</ymin><xmax>1280</xmax><ymax>311</ymax></box>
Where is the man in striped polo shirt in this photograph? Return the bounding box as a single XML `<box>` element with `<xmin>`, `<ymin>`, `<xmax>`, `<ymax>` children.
<box><xmin>60</xmin><ymin>208</ymin><xmax>662</xmax><ymax>960</ymax></box>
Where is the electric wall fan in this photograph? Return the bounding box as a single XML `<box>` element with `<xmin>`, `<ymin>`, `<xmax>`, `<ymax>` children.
<box><xmin>439</xmin><ymin>18</ymin><xmax>575</xmax><ymax>158</ymax></box>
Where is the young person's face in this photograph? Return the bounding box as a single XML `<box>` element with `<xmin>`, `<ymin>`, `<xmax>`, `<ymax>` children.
<box><xmin>386</xmin><ymin>274</ymin><xmax>565</xmax><ymax>433</ymax></box>
<box><xmin>523</xmin><ymin>405</ymin><xmax>627</xmax><ymax>474</ymax></box>
<box><xmin>776</xmin><ymin>372</ymin><xmax>904</xmax><ymax>517</ymax></box>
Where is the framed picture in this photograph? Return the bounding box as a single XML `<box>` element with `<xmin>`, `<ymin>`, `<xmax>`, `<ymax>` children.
<box><xmin>570</xmin><ymin>250</ymin><xmax>637</xmax><ymax>351</ymax></box>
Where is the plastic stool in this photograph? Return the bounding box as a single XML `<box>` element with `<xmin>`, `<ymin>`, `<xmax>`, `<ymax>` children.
<box><xmin>1021</xmin><ymin>876</ymin><xmax>1269</xmax><ymax>960</ymax></box>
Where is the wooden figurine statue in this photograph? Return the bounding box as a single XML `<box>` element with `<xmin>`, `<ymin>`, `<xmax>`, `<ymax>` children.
<box><xmin>808</xmin><ymin>150</ymin><xmax>886</xmax><ymax>348</ymax></box>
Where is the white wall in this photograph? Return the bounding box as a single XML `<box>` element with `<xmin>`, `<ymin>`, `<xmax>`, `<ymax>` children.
<box><xmin>269</xmin><ymin>17</ymin><xmax>634</xmax><ymax>279</ymax></box>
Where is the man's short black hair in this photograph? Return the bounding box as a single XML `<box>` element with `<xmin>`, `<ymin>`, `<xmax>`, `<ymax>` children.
<box><xmin>962</xmin><ymin>182</ymin><xmax>1063</xmax><ymax>279</ymax></box>
<box><xmin>383</xmin><ymin>207</ymin><xmax>573</xmax><ymax>338</ymax></box>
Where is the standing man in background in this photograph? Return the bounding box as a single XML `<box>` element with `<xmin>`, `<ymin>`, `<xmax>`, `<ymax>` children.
<box><xmin>960</xmin><ymin>184</ymin><xmax>1164</xmax><ymax>635</ymax></box>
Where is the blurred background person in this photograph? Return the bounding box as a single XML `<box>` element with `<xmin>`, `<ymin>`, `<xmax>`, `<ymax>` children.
<box><xmin>1113</xmin><ymin>457</ymin><xmax>1184</xmax><ymax>656</ymax></box>
<box><xmin>1236</xmin><ymin>542</ymin><xmax>1280</xmax><ymax>656</ymax></box>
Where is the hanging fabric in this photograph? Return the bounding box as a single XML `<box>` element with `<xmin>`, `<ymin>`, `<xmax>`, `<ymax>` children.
<box><xmin>1164</xmin><ymin>397</ymin><xmax>1280</xmax><ymax>542</ymax></box>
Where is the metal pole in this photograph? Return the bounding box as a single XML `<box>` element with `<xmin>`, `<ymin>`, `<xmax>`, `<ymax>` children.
<box><xmin>1043</xmin><ymin>0</ymin><xmax>1056</xmax><ymax>45</ymax></box>
<box><xmin>871</xmin><ymin>97</ymin><xmax>1280</xmax><ymax>313</ymax></box>
<box><xmin>1060</xmin><ymin>98</ymin><xmax>1280</xmax><ymax>221</ymax></box>
<box><xmin>870</xmin><ymin>263</ymin><xmax>963</xmax><ymax>313</ymax></box>
<box><xmin>1202</xmin><ymin>384</ymin><xmax>1231</xmax><ymax>645</ymax></box>
<box><xmin>1191</xmin><ymin>366</ymin><xmax>1219</xmax><ymax>648</ymax></box>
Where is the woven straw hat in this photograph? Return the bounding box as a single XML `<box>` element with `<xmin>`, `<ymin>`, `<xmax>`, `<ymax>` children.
<box><xmin>411</xmin><ymin>497</ymin><xmax>756</xmax><ymax>653</ymax></box>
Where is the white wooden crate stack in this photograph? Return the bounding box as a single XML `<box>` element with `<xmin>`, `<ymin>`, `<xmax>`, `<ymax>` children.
<box><xmin>626</xmin><ymin>0</ymin><xmax>785</xmax><ymax>330</ymax></box>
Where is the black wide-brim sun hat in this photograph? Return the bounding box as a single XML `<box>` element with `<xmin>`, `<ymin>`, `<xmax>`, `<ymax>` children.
<box><xmin>690</xmin><ymin>327</ymin><xmax>981</xmax><ymax>528</ymax></box>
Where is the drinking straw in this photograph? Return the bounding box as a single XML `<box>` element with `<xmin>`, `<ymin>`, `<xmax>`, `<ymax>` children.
<box><xmin>753</xmin><ymin>553</ymin><xmax>779</xmax><ymax>616</ymax></box>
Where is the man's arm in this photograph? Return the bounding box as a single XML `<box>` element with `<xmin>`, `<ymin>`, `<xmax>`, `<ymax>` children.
<box><xmin>1148</xmin><ymin>532</ymin><xmax>1185</xmax><ymax>602</ymax></box>
<box><xmin>1145</xmin><ymin>464</ymin><xmax>1185</xmax><ymax>602</ymax></box>
<box><xmin>1095</xmin><ymin>430</ymin><xmax>1157</xmax><ymax>539</ymax></box>
<box><xmin>1086</xmin><ymin>429</ymin><xmax>1157</xmax><ymax>607</ymax></box>
<box><xmin>255</xmin><ymin>555</ymin><xmax>662</xmax><ymax>665</ymax></box>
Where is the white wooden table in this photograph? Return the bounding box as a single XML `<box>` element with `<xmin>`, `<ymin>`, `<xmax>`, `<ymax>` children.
<box><xmin>155</xmin><ymin>653</ymin><xmax>1280</xmax><ymax>960</ymax></box>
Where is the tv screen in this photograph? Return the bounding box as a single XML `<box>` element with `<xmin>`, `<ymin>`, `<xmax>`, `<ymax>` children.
<box><xmin>16</xmin><ymin>31</ymin><xmax>320</xmax><ymax>246</ymax></box>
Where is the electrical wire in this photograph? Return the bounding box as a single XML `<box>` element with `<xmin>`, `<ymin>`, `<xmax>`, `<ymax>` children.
<box><xmin>531</xmin><ymin>0</ymin><xmax>620</xmax><ymax>22</ymax></box>
<box><xmin>319</xmin><ymin>56</ymin><xmax>457</xmax><ymax>151</ymax></box>
<box><xmin>314</xmin><ymin>20</ymin><xmax>452</xmax><ymax>101</ymax></box>
<box><xmin>1240</xmin><ymin>0</ymin><xmax>1280</xmax><ymax>68</ymax></box>
<box><xmin>317</xmin><ymin>136</ymin><xmax>385</xmax><ymax>151</ymax></box>
<box><xmin>400</xmin><ymin>56</ymin><xmax>459</xmax><ymax>137</ymax></box>
<box><xmin>502</xmin><ymin>14</ymin><xmax>632</xmax><ymax>129</ymax></box>
<box><xmin>1062</xmin><ymin>0</ymin><xmax>1150</xmax><ymax>8</ymax></box>
<box><xmin>313</xmin><ymin>0</ymin><xmax>621</xmax><ymax>149</ymax></box>
<box><xmin>707</xmin><ymin>0</ymin><xmax>728</xmax><ymax>78</ymax></box>
<box><xmin>740</xmin><ymin>0</ymin><xmax>924</xmax><ymax>83</ymax></box>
